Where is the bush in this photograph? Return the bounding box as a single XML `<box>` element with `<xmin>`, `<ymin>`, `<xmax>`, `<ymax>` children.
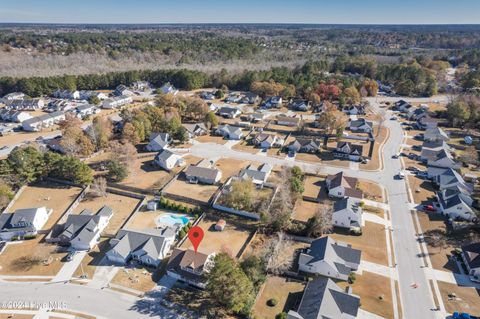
<box><xmin>179</xmin><ymin>229</ymin><xmax>187</xmax><ymax>239</ymax></box>
<box><xmin>267</xmin><ymin>298</ymin><xmax>278</xmax><ymax>307</ymax></box>
<box><xmin>276</xmin><ymin>312</ymin><xmax>287</xmax><ymax>319</ymax></box>
<box><xmin>348</xmin><ymin>272</ymin><xmax>356</xmax><ymax>284</ymax></box>
<box><xmin>351</xmin><ymin>228</ymin><xmax>362</xmax><ymax>236</ymax></box>
<box><xmin>358</xmin><ymin>201</ymin><xmax>365</xmax><ymax>207</ymax></box>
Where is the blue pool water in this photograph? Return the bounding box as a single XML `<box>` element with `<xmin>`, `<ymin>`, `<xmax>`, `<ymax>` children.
<box><xmin>157</xmin><ymin>214</ymin><xmax>189</xmax><ymax>227</ymax></box>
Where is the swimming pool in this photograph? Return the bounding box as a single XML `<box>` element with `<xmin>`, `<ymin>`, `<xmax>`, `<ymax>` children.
<box><xmin>156</xmin><ymin>214</ymin><xmax>189</xmax><ymax>227</ymax></box>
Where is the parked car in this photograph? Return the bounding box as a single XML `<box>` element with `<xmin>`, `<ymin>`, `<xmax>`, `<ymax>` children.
<box><xmin>406</xmin><ymin>166</ymin><xmax>419</xmax><ymax>172</ymax></box>
<box><xmin>452</xmin><ymin>312</ymin><xmax>478</xmax><ymax>319</ymax></box>
<box><xmin>397</xmin><ymin>171</ymin><xmax>405</xmax><ymax>179</ymax></box>
<box><xmin>416</xmin><ymin>171</ymin><xmax>429</xmax><ymax>179</ymax></box>
<box><xmin>390</xmin><ymin>116</ymin><xmax>397</xmax><ymax>120</ymax></box>
<box><xmin>64</xmin><ymin>251</ymin><xmax>78</xmax><ymax>262</ymax></box>
<box><xmin>408</xmin><ymin>153</ymin><xmax>418</xmax><ymax>160</ymax></box>
<box><xmin>0</xmin><ymin>241</ymin><xmax>6</xmax><ymax>253</ymax></box>
<box><xmin>392</xmin><ymin>153</ymin><xmax>400</xmax><ymax>159</ymax></box>
<box><xmin>423</xmin><ymin>204</ymin><xmax>437</xmax><ymax>212</ymax></box>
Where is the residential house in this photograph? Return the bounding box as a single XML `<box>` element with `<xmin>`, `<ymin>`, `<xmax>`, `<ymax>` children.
<box><xmin>238</xmin><ymin>163</ymin><xmax>273</xmax><ymax>186</ymax></box>
<box><xmin>2</xmin><ymin>92</ymin><xmax>25</xmax><ymax>101</ymax></box>
<box><xmin>5</xmin><ymin>98</ymin><xmax>44</xmax><ymax>110</ymax></box>
<box><xmin>200</xmin><ymin>92</ymin><xmax>215</xmax><ymax>100</ymax></box>
<box><xmin>262</xmin><ymin>96</ymin><xmax>283</xmax><ymax>108</ymax></box>
<box><xmin>288</xmin><ymin>138</ymin><xmax>321</xmax><ymax>154</ymax></box>
<box><xmin>131</xmin><ymin>81</ymin><xmax>151</xmax><ymax>91</ymax></box>
<box><xmin>241</xmin><ymin>92</ymin><xmax>260</xmax><ymax>104</ymax></box>
<box><xmin>461</xmin><ymin>243</ymin><xmax>480</xmax><ymax>282</ymax></box>
<box><xmin>0</xmin><ymin>109</ymin><xmax>32</xmax><ymax>123</ymax></box>
<box><xmin>185</xmin><ymin>165</ymin><xmax>222</xmax><ymax>184</ymax></box>
<box><xmin>298</xmin><ymin>236</ymin><xmax>361</xmax><ymax>280</ymax></box>
<box><xmin>154</xmin><ymin>149</ymin><xmax>185</xmax><ymax>171</ymax></box>
<box><xmin>246</xmin><ymin>112</ymin><xmax>266</xmax><ymax>123</ymax></box>
<box><xmin>416</xmin><ymin>116</ymin><xmax>438</xmax><ymax>130</ymax></box>
<box><xmin>79</xmin><ymin>91</ymin><xmax>108</xmax><ymax>101</ymax></box>
<box><xmin>287</xmin><ymin>277</ymin><xmax>360</xmax><ymax>319</ymax></box>
<box><xmin>395</xmin><ymin>100</ymin><xmax>413</xmax><ymax>113</ymax></box>
<box><xmin>420</xmin><ymin>140</ymin><xmax>451</xmax><ymax>163</ymax></box>
<box><xmin>182</xmin><ymin>123</ymin><xmax>208</xmax><ymax>139</ymax></box>
<box><xmin>333</xmin><ymin>198</ymin><xmax>363</xmax><ymax>230</ymax></box>
<box><xmin>427</xmin><ymin>149</ymin><xmax>458</xmax><ymax>169</ymax></box>
<box><xmin>114</xmin><ymin>85</ymin><xmax>135</xmax><ymax>97</ymax></box>
<box><xmin>289</xmin><ymin>100</ymin><xmax>310</xmax><ymax>111</ymax></box>
<box><xmin>22</xmin><ymin>111</ymin><xmax>66</xmax><ymax>132</ymax></box>
<box><xmin>106</xmin><ymin>228</ymin><xmax>176</xmax><ymax>268</ymax></box>
<box><xmin>349</xmin><ymin>118</ymin><xmax>373</xmax><ymax>133</ymax></box>
<box><xmin>159</xmin><ymin>82</ymin><xmax>179</xmax><ymax>95</ymax></box>
<box><xmin>334</xmin><ymin>142</ymin><xmax>364</xmax><ymax>161</ymax></box>
<box><xmin>437</xmin><ymin>192</ymin><xmax>476</xmax><ymax>222</ymax></box>
<box><xmin>75</xmin><ymin>104</ymin><xmax>98</xmax><ymax>119</ymax></box>
<box><xmin>0</xmin><ymin>207</ymin><xmax>51</xmax><ymax>241</ymax></box>
<box><xmin>102</xmin><ymin>95</ymin><xmax>133</xmax><ymax>109</ymax></box>
<box><xmin>276</xmin><ymin>116</ymin><xmax>301</xmax><ymax>127</ymax></box>
<box><xmin>215</xmin><ymin>124</ymin><xmax>243</xmax><ymax>140</ymax></box>
<box><xmin>253</xmin><ymin>133</ymin><xmax>283</xmax><ymax>149</ymax></box>
<box><xmin>424</xmin><ymin>126</ymin><xmax>449</xmax><ymax>142</ymax></box>
<box><xmin>325</xmin><ymin>171</ymin><xmax>363</xmax><ymax>199</ymax></box>
<box><xmin>166</xmin><ymin>248</ymin><xmax>215</xmax><ymax>289</ymax></box>
<box><xmin>146</xmin><ymin>133</ymin><xmax>171</xmax><ymax>151</ymax></box>
<box><xmin>408</xmin><ymin>107</ymin><xmax>427</xmax><ymax>121</ymax></box>
<box><xmin>53</xmin><ymin>89</ymin><xmax>80</xmax><ymax>100</ymax></box>
<box><xmin>217</xmin><ymin>106</ymin><xmax>241</xmax><ymax>118</ymax></box>
<box><xmin>225</xmin><ymin>93</ymin><xmax>242</xmax><ymax>103</ymax></box>
<box><xmin>51</xmin><ymin>206</ymin><xmax>112</xmax><ymax>251</ymax></box>
<box><xmin>343</xmin><ymin>105</ymin><xmax>365</xmax><ymax>115</ymax></box>
<box><xmin>430</xmin><ymin>168</ymin><xmax>473</xmax><ymax>192</ymax></box>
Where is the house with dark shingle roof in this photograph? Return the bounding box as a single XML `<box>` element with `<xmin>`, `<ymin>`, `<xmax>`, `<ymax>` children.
<box><xmin>253</xmin><ymin>133</ymin><xmax>281</xmax><ymax>149</ymax></box>
<box><xmin>217</xmin><ymin>106</ymin><xmax>241</xmax><ymax>118</ymax></box>
<box><xmin>349</xmin><ymin>118</ymin><xmax>373</xmax><ymax>133</ymax></box>
<box><xmin>146</xmin><ymin>133</ymin><xmax>171</xmax><ymax>152</ymax></box>
<box><xmin>289</xmin><ymin>99</ymin><xmax>310</xmax><ymax>111</ymax></box>
<box><xmin>461</xmin><ymin>243</ymin><xmax>480</xmax><ymax>282</ymax></box>
<box><xmin>288</xmin><ymin>138</ymin><xmax>321</xmax><ymax>154</ymax></box>
<box><xmin>182</xmin><ymin>123</ymin><xmax>208</xmax><ymax>139</ymax></box>
<box><xmin>437</xmin><ymin>192</ymin><xmax>475</xmax><ymax>222</ymax></box>
<box><xmin>298</xmin><ymin>236</ymin><xmax>361</xmax><ymax>281</ymax></box>
<box><xmin>334</xmin><ymin>142</ymin><xmax>364</xmax><ymax>161</ymax></box>
<box><xmin>287</xmin><ymin>277</ymin><xmax>360</xmax><ymax>319</ymax></box>
<box><xmin>106</xmin><ymin>228</ymin><xmax>176</xmax><ymax>268</ymax></box>
<box><xmin>276</xmin><ymin>115</ymin><xmax>301</xmax><ymax>127</ymax></box>
<box><xmin>424</xmin><ymin>126</ymin><xmax>449</xmax><ymax>143</ymax></box>
<box><xmin>326</xmin><ymin>172</ymin><xmax>363</xmax><ymax>199</ymax></box>
<box><xmin>238</xmin><ymin>163</ymin><xmax>273</xmax><ymax>186</ymax></box>
<box><xmin>333</xmin><ymin>198</ymin><xmax>363</xmax><ymax>230</ymax></box>
<box><xmin>167</xmin><ymin>248</ymin><xmax>215</xmax><ymax>289</ymax></box>
<box><xmin>185</xmin><ymin>165</ymin><xmax>222</xmax><ymax>185</ymax></box>
<box><xmin>0</xmin><ymin>207</ymin><xmax>51</xmax><ymax>241</ymax></box>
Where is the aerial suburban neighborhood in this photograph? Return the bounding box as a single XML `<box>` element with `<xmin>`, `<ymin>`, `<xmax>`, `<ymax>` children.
<box><xmin>0</xmin><ymin>3</ymin><xmax>480</xmax><ymax>319</ymax></box>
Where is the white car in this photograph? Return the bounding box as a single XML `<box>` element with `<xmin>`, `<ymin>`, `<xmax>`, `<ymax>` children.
<box><xmin>397</xmin><ymin>171</ymin><xmax>405</xmax><ymax>179</ymax></box>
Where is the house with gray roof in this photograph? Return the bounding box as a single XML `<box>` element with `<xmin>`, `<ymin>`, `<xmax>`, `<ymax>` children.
<box><xmin>287</xmin><ymin>277</ymin><xmax>360</xmax><ymax>319</ymax></box>
<box><xmin>289</xmin><ymin>100</ymin><xmax>310</xmax><ymax>111</ymax></box>
<box><xmin>217</xmin><ymin>106</ymin><xmax>241</xmax><ymax>118</ymax></box>
<box><xmin>427</xmin><ymin>149</ymin><xmax>458</xmax><ymax>169</ymax></box>
<box><xmin>106</xmin><ymin>228</ymin><xmax>176</xmax><ymax>268</ymax></box>
<box><xmin>49</xmin><ymin>206</ymin><xmax>113</xmax><ymax>251</ymax></box>
<box><xmin>437</xmin><ymin>192</ymin><xmax>476</xmax><ymax>222</ymax></box>
<box><xmin>114</xmin><ymin>85</ymin><xmax>134</xmax><ymax>97</ymax></box>
<box><xmin>461</xmin><ymin>243</ymin><xmax>480</xmax><ymax>283</ymax></box>
<box><xmin>288</xmin><ymin>138</ymin><xmax>321</xmax><ymax>154</ymax></box>
<box><xmin>298</xmin><ymin>236</ymin><xmax>361</xmax><ymax>281</ymax></box>
<box><xmin>420</xmin><ymin>140</ymin><xmax>451</xmax><ymax>163</ymax></box>
<box><xmin>334</xmin><ymin>142</ymin><xmax>364</xmax><ymax>162</ymax></box>
<box><xmin>166</xmin><ymin>248</ymin><xmax>216</xmax><ymax>289</ymax></box>
<box><xmin>185</xmin><ymin>165</ymin><xmax>222</xmax><ymax>185</ymax></box>
<box><xmin>159</xmin><ymin>82</ymin><xmax>178</xmax><ymax>95</ymax></box>
<box><xmin>253</xmin><ymin>133</ymin><xmax>282</xmax><ymax>149</ymax></box>
<box><xmin>424</xmin><ymin>126</ymin><xmax>449</xmax><ymax>142</ymax></box>
<box><xmin>326</xmin><ymin>171</ymin><xmax>363</xmax><ymax>199</ymax></box>
<box><xmin>262</xmin><ymin>96</ymin><xmax>283</xmax><ymax>108</ymax></box>
<box><xmin>154</xmin><ymin>149</ymin><xmax>185</xmax><ymax>171</ymax></box>
<box><xmin>0</xmin><ymin>207</ymin><xmax>51</xmax><ymax>241</ymax></box>
<box><xmin>102</xmin><ymin>95</ymin><xmax>133</xmax><ymax>109</ymax></box>
<box><xmin>146</xmin><ymin>133</ymin><xmax>171</xmax><ymax>151</ymax></box>
<box><xmin>349</xmin><ymin>118</ymin><xmax>373</xmax><ymax>133</ymax></box>
<box><xmin>333</xmin><ymin>198</ymin><xmax>363</xmax><ymax>230</ymax></box>
<box><xmin>215</xmin><ymin>124</ymin><xmax>244</xmax><ymax>140</ymax></box>
<box><xmin>238</xmin><ymin>163</ymin><xmax>273</xmax><ymax>186</ymax></box>
<box><xmin>182</xmin><ymin>123</ymin><xmax>208</xmax><ymax>139</ymax></box>
<box><xmin>276</xmin><ymin>115</ymin><xmax>301</xmax><ymax>127</ymax></box>
<box><xmin>430</xmin><ymin>168</ymin><xmax>472</xmax><ymax>192</ymax></box>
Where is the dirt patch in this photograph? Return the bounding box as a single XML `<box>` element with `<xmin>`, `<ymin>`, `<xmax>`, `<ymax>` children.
<box><xmin>72</xmin><ymin>192</ymin><xmax>141</xmax><ymax>236</ymax></box>
<box><xmin>180</xmin><ymin>215</ymin><xmax>253</xmax><ymax>258</ymax></box>
<box><xmin>120</xmin><ymin>154</ymin><xmax>176</xmax><ymax>190</ymax></box>
<box><xmin>331</xmin><ymin>221</ymin><xmax>388</xmax><ymax>266</ymax></box>
<box><xmin>253</xmin><ymin>276</ymin><xmax>305</xmax><ymax>319</ymax></box>
<box><xmin>0</xmin><ymin>314</ymin><xmax>34</xmax><ymax>319</ymax></box>
<box><xmin>111</xmin><ymin>265</ymin><xmax>160</xmax><ymax>292</ymax></box>
<box><xmin>232</xmin><ymin>140</ymin><xmax>259</xmax><ymax>154</ymax></box>
<box><xmin>438</xmin><ymin>281</ymin><xmax>480</xmax><ymax>314</ymax></box>
<box><xmin>7</xmin><ymin>182</ymin><xmax>83</xmax><ymax>230</ymax></box>
<box><xmin>303</xmin><ymin>175</ymin><xmax>327</xmax><ymax>200</ymax></box>
<box><xmin>295</xmin><ymin>152</ymin><xmax>322</xmax><ymax>163</ymax></box>
<box><xmin>358</xmin><ymin>180</ymin><xmax>385</xmax><ymax>203</ymax></box>
<box><xmin>337</xmin><ymin>271</ymin><xmax>394</xmax><ymax>319</ymax></box>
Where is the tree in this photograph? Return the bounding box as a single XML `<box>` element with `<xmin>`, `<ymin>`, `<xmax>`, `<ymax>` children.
<box><xmin>223</xmin><ymin>179</ymin><xmax>255</xmax><ymax>211</ymax></box>
<box><xmin>58</xmin><ymin>113</ymin><xmax>83</xmax><ymax>131</ymax></box>
<box><xmin>88</xmin><ymin>95</ymin><xmax>101</xmax><ymax>106</ymax></box>
<box><xmin>343</xmin><ymin>86</ymin><xmax>361</xmax><ymax>105</ymax></box>
<box><xmin>106</xmin><ymin>160</ymin><xmax>128</xmax><ymax>182</ymax></box>
<box><xmin>240</xmin><ymin>255</ymin><xmax>267</xmax><ymax>289</ymax></box>
<box><xmin>265</xmin><ymin>168</ymin><xmax>294</xmax><ymax>231</ymax></box>
<box><xmin>6</xmin><ymin>146</ymin><xmax>45</xmax><ymax>184</ymax></box>
<box><xmin>173</xmin><ymin>126</ymin><xmax>188</xmax><ymax>143</ymax></box>
<box><xmin>90</xmin><ymin>177</ymin><xmax>107</xmax><ymax>197</ymax></box>
<box><xmin>446</xmin><ymin>100</ymin><xmax>471</xmax><ymax>127</ymax></box>
<box><xmin>306</xmin><ymin>203</ymin><xmax>334</xmax><ymax>237</ymax></box>
<box><xmin>60</xmin><ymin>126</ymin><xmax>95</xmax><ymax>157</ymax></box>
<box><xmin>121</xmin><ymin>122</ymin><xmax>140</xmax><ymax>145</ymax></box>
<box><xmin>86</xmin><ymin>117</ymin><xmax>113</xmax><ymax>150</ymax></box>
<box><xmin>108</xmin><ymin>140</ymin><xmax>137</xmax><ymax>166</ymax></box>
<box><xmin>0</xmin><ymin>180</ymin><xmax>14</xmax><ymax>208</ymax></box>
<box><xmin>459</xmin><ymin>146</ymin><xmax>479</xmax><ymax>166</ymax></box>
<box><xmin>316</xmin><ymin>101</ymin><xmax>348</xmax><ymax>135</ymax></box>
<box><xmin>215</xmin><ymin>90</ymin><xmax>225</xmax><ymax>99</ymax></box>
<box><xmin>204</xmin><ymin>111</ymin><xmax>219</xmax><ymax>129</ymax></box>
<box><xmin>207</xmin><ymin>253</ymin><xmax>255</xmax><ymax>316</ymax></box>
<box><xmin>50</xmin><ymin>155</ymin><xmax>94</xmax><ymax>185</ymax></box>
<box><xmin>262</xmin><ymin>232</ymin><xmax>294</xmax><ymax>275</ymax></box>
<box><xmin>423</xmin><ymin>229</ymin><xmax>447</xmax><ymax>253</ymax></box>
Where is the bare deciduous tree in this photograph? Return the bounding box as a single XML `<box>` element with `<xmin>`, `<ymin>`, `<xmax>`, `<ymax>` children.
<box><xmin>423</xmin><ymin>229</ymin><xmax>447</xmax><ymax>252</ymax></box>
<box><xmin>262</xmin><ymin>232</ymin><xmax>294</xmax><ymax>275</ymax></box>
<box><xmin>306</xmin><ymin>203</ymin><xmax>334</xmax><ymax>237</ymax></box>
<box><xmin>90</xmin><ymin>177</ymin><xmax>107</xmax><ymax>197</ymax></box>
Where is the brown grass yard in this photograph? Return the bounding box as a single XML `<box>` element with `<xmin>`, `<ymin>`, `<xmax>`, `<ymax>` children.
<box><xmin>438</xmin><ymin>281</ymin><xmax>480</xmax><ymax>314</ymax></box>
<box><xmin>253</xmin><ymin>276</ymin><xmax>306</xmax><ymax>319</ymax></box>
<box><xmin>231</xmin><ymin>140</ymin><xmax>259</xmax><ymax>154</ymax></box>
<box><xmin>72</xmin><ymin>192</ymin><xmax>141</xmax><ymax>236</ymax></box>
<box><xmin>180</xmin><ymin>215</ymin><xmax>253</xmax><ymax>258</ymax></box>
<box><xmin>7</xmin><ymin>182</ymin><xmax>83</xmax><ymax>230</ymax></box>
<box><xmin>292</xmin><ymin>199</ymin><xmax>322</xmax><ymax>222</ymax></box>
<box><xmin>111</xmin><ymin>266</ymin><xmax>160</xmax><ymax>292</ymax></box>
<box><xmin>407</xmin><ymin>175</ymin><xmax>436</xmax><ymax>205</ymax></box>
<box><xmin>357</xmin><ymin>180</ymin><xmax>385</xmax><ymax>203</ymax></box>
<box><xmin>337</xmin><ymin>271</ymin><xmax>394</xmax><ymax>319</ymax></box>
<box><xmin>0</xmin><ymin>314</ymin><xmax>34</xmax><ymax>319</ymax></box>
<box><xmin>73</xmin><ymin>238</ymin><xmax>110</xmax><ymax>280</ymax></box>
<box><xmin>406</xmin><ymin>137</ymin><xmax>423</xmax><ymax>147</ymax></box>
<box><xmin>331</xmin><ymin>221</ymin><xmax>388</xmax><ymax>266</ymax></box>
<box><xmin>195</xmin><ymin>135</ymin><xmax>228</xmax><ymax>145</ymax></box>
<box><xmin>302</xmin><ymin>175</ymin><xmax>327</xmax><ymax>200</ymax></box>
<box><xmin>242</xmin><ymin>233</ymin><xmax>308</xmax><ymax>262</ymax></box>
<box><xmin>214</xmin><ymin>158</ymin><xmax>250</xmax><ymax>182</ymax></box>
<box><xmin>163</xmin><ymin>178</ymin><xmax>218</xmax><ymax>204</ymax></box>
<box><xmin>127</xmin><ymin>209</ymin><xmax>191</xmax><ymax>230</ymax></box>
<box><xmin>119</xmin><ymin>154</ymin><xmax>176</xmax><ymax>190</ymax></box>
<box><xmin>295</xmin><ymin>152</ymin><xmax>322</xmax><ymax>163</ymax></box>
<box><xmin>0</xmin><ymin>235</ymin><xmax>67</xmax><ymax>276</ymax></box>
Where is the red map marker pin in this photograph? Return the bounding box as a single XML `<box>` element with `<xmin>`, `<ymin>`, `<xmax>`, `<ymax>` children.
<box><xmin>187</xmin><ymin>226</ymin><xmax>204</xmax><ymax>253</ymax></box>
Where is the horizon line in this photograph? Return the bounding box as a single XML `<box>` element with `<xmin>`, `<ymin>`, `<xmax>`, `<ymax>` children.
<box><xmin>1</xmin><ymin>22</ymin><xmax>480</xmax><ymax>26</ymax></box>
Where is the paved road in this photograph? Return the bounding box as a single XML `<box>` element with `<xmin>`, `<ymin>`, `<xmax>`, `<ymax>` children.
<box><xmin>0</xmin><ymin>281</ymin><xmax>187</xmax><ymax>319</ymax></box>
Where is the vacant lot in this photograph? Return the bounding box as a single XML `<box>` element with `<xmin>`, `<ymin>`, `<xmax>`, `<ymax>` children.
<box><xmin>195</xmin><ymin>135</ymin><xmax>228</xmax><ymax>145</ymax></box>
<box><xmin>338</xmin><ymin>271</ymin><xmax>394</xmax><ymax>319</ymax></box>
<box><xmin>438</xmin><ymin>281</ymin><xmax>480</xmax><ymax>314</ymax></box>
<box><xmin>164</xmin><ymin>177</ymin><xmax>218</xmax><ymax>204</ymax></box>
<box><xmin>360</xmin><ymin>126</ymin><xmax>389</xmax><ymax>171</ymax></box>
<box><xmin>214</xmin><ymin>158</ymin><xmax>250</xmax><ymax>182</ymax></box>
<box><xmin>407</xmin><ymin>175</ymin><xmax>436</xmax><ymax>204</ymax></box>
<box><xmin>0</xmin><ymin>236</ymin><xmax>67</xmax><ymax>276</ymax></box>
<box><xmin>8</xmin><ymin>182</ymin><xmax>82</xmax><ymax>230</ymax></box>
<box><xmin>253</xmin><ymin>276</ymin><xmax>305</xmax><ymax>319</ymax></box>
<box><xmin>416</xmin><ymin>212</ymin><xmax>460</xmax><ymax>273</ymax></box>
<box><xmin>111</xmin><ymin>265</ymin><xmax>160</xmax><ymax>292</ymax></box>
<box><xmin>180</xmin><ymin>216</ymin><xmax>253</xmax><ymax>258</ymax></box>
<box><xmin>331</xmin><ymin>221</ymin><xmax>388</xmax><ymax>266</ymax></box>
<box><xmin>72</xmin><ymin>192</ymin><xmax>141</xmax><ymax>235</ymax></box>
<box><xmin>358</xmin><ymin>180</ymin><xmax>385</xmax><ymax>203</ymax></box>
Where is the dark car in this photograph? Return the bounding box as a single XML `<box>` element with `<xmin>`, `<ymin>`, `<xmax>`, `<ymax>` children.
<box><xmin>0</xmin><ymin>241</ymin><xmax>6</xmax><ymax>253</ymax></box>
<box><xmin>406</xmin><ymin>166</ymin><xmax>419</xmax><ymax>172</ymax></box>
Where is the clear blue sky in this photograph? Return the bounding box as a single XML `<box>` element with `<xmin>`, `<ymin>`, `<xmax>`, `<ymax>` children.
<box><xmin>1</xmin><ymin>0</ymin><xmax>479</xmax><ymax>24</ymax></box>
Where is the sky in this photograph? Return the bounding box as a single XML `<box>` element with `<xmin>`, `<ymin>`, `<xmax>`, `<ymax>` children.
<box><xmin>0</xmin><ymin>0</ymin><xmax>480</xmax><ymax>24</ymax></box>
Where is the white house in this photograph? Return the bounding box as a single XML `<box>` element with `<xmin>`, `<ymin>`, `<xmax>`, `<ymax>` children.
<box><xmin>158</xmin><ymin>83</ymin><xmax>179</xmax><ymax>95</ymax></box>
<box><xmin>22</xmin><ymin>111</ymin><xmax>66</xmax><ymax>132</ymax></box>
<box><xmin>53</xmin><ymin>89</ymin><xmax>80</xmax><ymax>100</ymax></box>
<box><xmin>253</xmin><ymin>133</ymin><xmax>282</xmax><ymax>149</ymax></box>
<box><xmin>167</xmin><ymin>248</ymin><xmax>215</xmax><ymax>289</ymax></box>
<box><xmin>75</xmin><ymin>104</ymin><xmax>98</xmax><ymax>119</ymax></box>
<box><xmin>114</xmin><ymin>85</ymin><xmax>135</xmax><ymax>97</ymax></box>
<box><xmin>461</xmin><ymin>243</ymin><xmax>480</xmax><ymax>283</ymax></box>
<box><xmin>0</xmin><ymin>207</ymin><xmax>51</xmax><ymax>241</ymax></box>
<box><xmin>325</xmin><ymin>172</ymin><xmax>363</xmax><ymax>199</ymax></box>
<box><xmin>217</xmin><ymin>106</ymin><xmax>241</xmax><ymax>119</ymax></box>
<box><xmin>437</xmin><ymin>192</ymin><xmax>476</xmax><ymax>222</ymax></box>
<box><xmin>185</xmin><ymin>165</ymin><xmax>222</xmax><ymax>185</ymax></box>
<box><xmin>146</xmin><ymin>133</ymin><xmax>171</xmax><ymax>151</ymax></box>
<box><xmin>424</xmin><ymin>127</ymin><xmax>449</xmax><ymax>142</ymax></box>
<box><xmin>102</xmin><ymin>95</ymin><xmax>133</xmax><ymax>109</ymax></box>
<box><xmin>262</xmin><ymin>96</ymin><xmax>283</xmax><ymax>108</ymax></box>
<box><xmin>276</xmin><ymin>116</ymin><xmax>300</xmax><ymax>127</ymax></box>
<box><xmin>216</xmin><ymin>124</ymin><xmax>243</xmax><ymax>140</ymax></box>
<box><xmin>334</xmin><ymin>142</ymin><xmax>364</xmax><ymax>162</ymax></box>
<box><xmin>332</xmin><ymin>198</ymin><xmax>363</xmax><ymax>230</ymax></box>
<box><xmin>154</xmin><ymin>149</ymin><xmax>185</xmax><ymax>171</ymax></box>
<box><xmin>349</xmin><ymin>118</ymin><xmax>373</xmax><ymax>133</ymax></box>
<box><xmin>427</xmin><ymin>149</ymin><xmax>458</xmax><ymax>169</ymax></box>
